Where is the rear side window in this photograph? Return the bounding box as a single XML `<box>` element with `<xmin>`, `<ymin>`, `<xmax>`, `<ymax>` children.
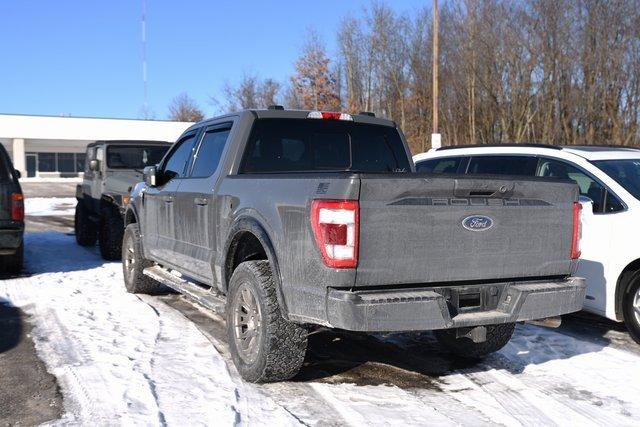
<box><xmin>240</xmin><ymin>119</ymin><xmax>410</xmax><ymax>173</ymax></box>
<box><xmin>0</xmin><ymin>149</ymin><xmax>12</xmax><ymax>181</ymax></box>
<box><xmin>467</xmin><ymin>156</ymin><xmax>538</xmax><ymax>176</ymax></box>
<box><xmin>416</xmin><ymin>157</ymin><xmax>464</xmax><ymax>174</ymax></box>
<box><xmin>191</xmin><ymin>128</ymin><xmax>231</xmax><ymax>177</ymax></box>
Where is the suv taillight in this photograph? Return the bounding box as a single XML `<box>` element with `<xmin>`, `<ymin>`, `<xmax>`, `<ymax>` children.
<box><xmin>11</xmin><ymin>193</ymin><xmax>24</xmax><ymax>221</ymax></box>
<box><xmin>310</xmin><ymin>200</ymin><xmax>359</xmax><ymax>268</ymax></box>
<box><xmin>571</xmin><ymin>202</ymin><xmax>582</xmax><ymax>259</ymax></box>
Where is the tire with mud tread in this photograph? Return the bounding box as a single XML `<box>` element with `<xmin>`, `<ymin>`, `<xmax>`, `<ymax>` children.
<box><xmin>226</xmin><ymin>260</ymin><xmax>308</xmax><ymax>383</ymax></box>
<box><xmin>99</xmin><ymin>207</ymin><xmax>124</xmax><ymax>260</ymax></box>
<box><xmin>0</xmin><ymin>242</ymin><xmax>23</xmax><ymax>274</ymax></box>
<box><xmin>622</xmin><ymin>273</ymin><xmax>640</xmax><ymax>345</ymax></box>
<box><xmin>435</xmin><ymin>323</ymin><xmax>515</xmax><ymax>359</ymax></box>
<box><xmin>122</xmin><ymin>223</ymin><xmax>161</xmax><ymax>294</ymax></box>
<box><xmin>74</xmin><ymin>202</ymin><xmax>97</xmax><ymax>246</ymax></box>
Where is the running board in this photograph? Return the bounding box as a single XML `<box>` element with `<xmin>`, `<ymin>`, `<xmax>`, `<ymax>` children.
<box><xmin>143</xmin><ymin>265</ymin><xmax>226</xmax><ymax>315</ymax></box>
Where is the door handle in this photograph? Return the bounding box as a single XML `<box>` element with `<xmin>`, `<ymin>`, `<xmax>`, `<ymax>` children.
<box><xmin>163</xmin><ymin>196</ymin><xmax>174</xmax><ymax>204</ymax></box>
<box><xmin>194</xmin><ymin>197</ymin><xmax>208</xmax><ymax>206</ymax></box>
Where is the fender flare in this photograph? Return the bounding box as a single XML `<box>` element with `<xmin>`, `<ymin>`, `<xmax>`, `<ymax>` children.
<box><xmin>222</xmin><ymin>216</ymin><xmax>289</xmax><ymax>319</ymax></box>
<box><xmin>123</xmin><ymin>205</ymin><xmax>139</xmax><ymax>226</ymax></box>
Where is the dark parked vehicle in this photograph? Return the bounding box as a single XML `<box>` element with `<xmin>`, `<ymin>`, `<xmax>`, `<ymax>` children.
<box><xmin>75</xmin><ymin>140</ymin><xmax>170</xmax><ymax>260</ymax></box>
<box><xmin>0</xmin><ymin>144</ymin><xmax>24</xmax><ymax>274</ymax></box>
<box><xmin>122</xmin><ymin>108</ymin><xmax>586</xmax><ymax>383</ymax></box>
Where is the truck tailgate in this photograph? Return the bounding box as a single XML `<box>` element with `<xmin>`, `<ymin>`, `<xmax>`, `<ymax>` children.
<box><xmin>355</xmin><ymin>174</ymin><xmax>578</xmax><ymax>286</ymax></box>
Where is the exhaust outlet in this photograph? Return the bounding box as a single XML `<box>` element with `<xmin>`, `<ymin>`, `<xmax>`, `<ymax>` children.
<box><xmin>526</xmin><ymin>316</ymin><xmax>562</xmax><ymax>329</ymax></box>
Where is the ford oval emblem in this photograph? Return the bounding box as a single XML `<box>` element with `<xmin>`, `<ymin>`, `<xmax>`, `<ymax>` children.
<box><xmin>462</xmin><ymin>215</ymin><xmax>494</xmax><ymax>231</ymax></box>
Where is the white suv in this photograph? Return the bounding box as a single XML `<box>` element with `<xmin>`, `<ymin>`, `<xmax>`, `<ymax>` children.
<box><xmin>414</xmin><ymin>144</ymin><xmax>640</xmax><ymax>343</ymax></box>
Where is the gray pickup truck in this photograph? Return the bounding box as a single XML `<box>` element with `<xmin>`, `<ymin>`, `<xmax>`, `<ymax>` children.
<box><xmin>75</xmin><ymin>140</ymin><xmax>169</xmax><ymax>260</ymax></box>
<box><xmin>122</xmin><ymin>108</ymin><xmax>586</xmax><ymax>383</ymax></box>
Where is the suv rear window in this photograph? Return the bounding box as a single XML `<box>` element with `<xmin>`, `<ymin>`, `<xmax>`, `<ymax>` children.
<box><xmin>240</xmin><ymin>119</ymin><xmax>410</xmax><ymax>173</ymax></box>
<box><xmin>107</xmin><ymin>145</ymin><xmax>169</xmax><ymax>169</ymax></box>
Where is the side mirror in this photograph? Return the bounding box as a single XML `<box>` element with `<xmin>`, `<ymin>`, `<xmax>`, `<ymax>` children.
<box><xmin>144</xmin><ymin>165</ymin><xmax>158</xmax><ymax>187</ymax></box>
<box><xmin>578</xmin><ymin>195</ymin><xmax>594</xmax><ymax>216</ymax></box>
<box><xmin>14</xmin><ymin>170</ymin><xmax>21</xmax><ymax>179</ymax></box>
<box><xmin>89</xmin><ymin>159</ymin><xmax>100</xmax><ymax>172</ymax></box>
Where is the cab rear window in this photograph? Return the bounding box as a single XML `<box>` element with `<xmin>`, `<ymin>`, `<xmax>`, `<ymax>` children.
<box><xmin>240</xmin><ymin>119</ymin><xmax>410</xmax><ymax>173</ymax></box>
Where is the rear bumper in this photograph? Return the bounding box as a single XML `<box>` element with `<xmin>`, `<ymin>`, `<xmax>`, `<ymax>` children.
<box><xmin>326</xmin><ymin>276</ymin><xmax>586</xmax><ymax>332</ymax></box>
<box><xmin>0</xmin><ymin>227</ymin><xmax>24</xmax><ymax>253</ymax></box>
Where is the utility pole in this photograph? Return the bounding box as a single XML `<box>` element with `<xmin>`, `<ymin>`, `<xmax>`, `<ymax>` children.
<box><xmin>431</xmin><ymin>0</ymin><xmax>441</xmax><ymax>149</ymax></box>
<box><xmin>141</xmin><ymin>0</ymin><xmax>149</xmax><ymax>117</ymax></box>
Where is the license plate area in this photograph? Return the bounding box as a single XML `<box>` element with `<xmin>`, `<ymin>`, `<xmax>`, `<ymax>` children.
<box><xmin>452</xmin><ymin>287</ymin><xmax>484</xmax><ymax>312</ymax></box>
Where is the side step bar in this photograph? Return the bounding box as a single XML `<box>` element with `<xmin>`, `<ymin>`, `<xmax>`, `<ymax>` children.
<box><xmin>143</xmin><ymin>265</ymin><xmax>226</xmax><ymax>315</ymax></box>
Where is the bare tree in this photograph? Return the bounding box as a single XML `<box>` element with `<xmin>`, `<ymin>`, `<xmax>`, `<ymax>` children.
<box><xmin>216</xmin><ymin>74</ymin><xmax>282</xmax><ymax>111</ymax></box>
<box><xmin>168</xmin><ymin>93</ymin><xmax>204</xmax><ymax>122</ymax></box>
<box><xmin>290</xmin><ymin>30</ymin><xmax>341</xmax><ymax>110</ymax></box>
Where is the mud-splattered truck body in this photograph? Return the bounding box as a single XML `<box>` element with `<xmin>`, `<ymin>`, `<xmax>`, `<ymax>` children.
<box><xmin>123</xmin><ymin>108</ymin><xmax>586</xmax><ymax>382</ymax></box>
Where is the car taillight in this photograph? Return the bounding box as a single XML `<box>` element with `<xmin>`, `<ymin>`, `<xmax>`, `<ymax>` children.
<box><xmin>310</xmin><ymin>199</ymin><xmax>359</xmax><ymax>268</ymax></box>
<box><xmin>11</xmin><ymin>193</ymin><xmax>24</xmax><ymax>221</ymax></box>
<box><xmin>571</xmin><ymin>202</ymin><xmax>581</xmax><ymax>259</ymax></box>
<box><xmin>307</xmin><ymin>111</ymin><xmax>354</xmax><ymax>121</ymax></box>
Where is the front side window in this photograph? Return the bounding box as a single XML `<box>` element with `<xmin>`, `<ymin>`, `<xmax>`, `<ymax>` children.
<box><xmin>537</xmin><ymin>158</ymin><xmax>623</xmax><ymax>213</ymax></box>
<box><xmin>416</xmin><ymin>157</ymin><xmax>464</xmax><ymax>173</ymax></box>
<box><xmin>107</xmin><ymin>145</ymin><xmax>169</xmax><ymax>170</ymax></box>
<box><xmin>241</xmin><ymin>119</ymin><xmax>410</xmax><ymax>173</ymax></box>
<box><xmin>593</xmin><ymin>159</ymin><xmax>640</xmax><ymax>202</ymax></box>
<box><xmin>191</xmin><ymin>128</ymin><xmax>231</xmax><ymax>177</ymax></box>
<box><xmin>467</xmin><ymin>156</ymin><xmax>538</xmax><ymax>176</ymax></box>
<box><xmin>163</xmin><ymin>134</ymin><xmax>197</xmax><ymax>181</ymax></box>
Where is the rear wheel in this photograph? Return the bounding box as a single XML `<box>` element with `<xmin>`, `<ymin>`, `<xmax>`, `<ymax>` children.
<box><xmin>0</xmin><ymin>242</ymin><xmax>23</xmax><ymax>274</ymax></box>
<box><xmin>74</xmin><ymin>202</ymin><xmax>97</xmax><ymax>246</ymax></box>
<box><xmin>435</xmin><ymin>323</ymin><xmax>515</xmax><ymax>359</ymax></box>
<box><xmin>122</xmin><ymin>223</ymin><xmax>161</xmax><ymax>294</ymax></box>
<box><xmin>623</xmin><ymin>275</ymin><xmax>640</xmax><ymax>345</ymax></box>
<box><xmin>99</xmin><ymin>207</ymin><xmax>124</xmax><ymax>260</ymax></box>
<box><xmin>226</xmin><ymin>260</ymin><xmax>307</xmax><ymax>383</ymax></box>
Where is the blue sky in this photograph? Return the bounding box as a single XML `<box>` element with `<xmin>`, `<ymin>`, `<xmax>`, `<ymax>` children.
<box><xmin>0</xmin><ymin>1</ymin><xmax>427</xmax><ymax>120</ymax></box>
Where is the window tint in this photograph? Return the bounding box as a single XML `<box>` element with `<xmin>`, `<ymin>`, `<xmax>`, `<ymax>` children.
<box><xmin>241</xmin><ymin>119</ymin><xmax>410</xmax><ymax>173</ymax></box>
<box><xmin>107</xmin><ymin>146</ymin><xmax>168</xmax><ymax>169</ymax></box>
<box><xmin>467</xmin><ymin>156</ymin><xmax>538</xmax><ymax>176</ymax></box>
<box><xmin>191</xmin><ymin>128</ymin><xmax>231</xmax><ymax>177</ymax></box>
<box><xmin>0</xmin><ymin>149</ymin><xmax>11</xmax><ymax>181</ymax></box>
<box><xmin>163</xmin><ymin>134</ymin><xmax>197</xmax><ymax>180</ymax></box>
<box><xmin>416</xmin><ymin>157</ymin><xmax>464</xmax><ymax>173</ymax></box>
<box><xmin>537</xmin><ymin>158</ymin><xmax>608</xmax><ymax>213</ymax></box>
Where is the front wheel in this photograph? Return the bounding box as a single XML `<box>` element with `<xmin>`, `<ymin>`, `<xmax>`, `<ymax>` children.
<box><xmin>435</xmin><ymin>323</ymin><xmax>515</xmax><ymax>359</ymax></box>
<box><xmin>623</xmin><ymin>276</ymin><xmax>640</xmax><ymax>345</ymax></box>
<box><xmin>122</xmin><ymin>223</ymin><xmax>161</xmax><ymax>294</ymax></box>
<box><xmin>226</xmin><ymin>260</ymin><xmax>308</xmax><ymax>383</ymax></box>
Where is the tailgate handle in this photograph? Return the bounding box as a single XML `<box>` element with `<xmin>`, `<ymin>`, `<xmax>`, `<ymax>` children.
<box><xmin>194</xmin><ymin>197</ymin><xmax>208</xmax><ymax>206</ymax></box>
<box><xmin>454</xmin><ymin>180</ymin><xmax>515</xmax><ymax>198</ymax></box>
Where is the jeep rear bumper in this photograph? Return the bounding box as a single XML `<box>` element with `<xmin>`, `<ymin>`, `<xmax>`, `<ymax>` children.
<box><xmin>326</xmin><ymin>277</ymin><xmax>586</xmax><ymax>332</ymax></box>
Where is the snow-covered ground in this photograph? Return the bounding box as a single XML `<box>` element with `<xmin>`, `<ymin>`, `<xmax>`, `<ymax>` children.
<box><xmin>2</xmin><ymin>199</ymin><xmax>640</xmax><ymax>425</ymax></box>
<box><xmin>25</xmin><ymin>197</ymin><xmax>76</xmax><ymax>216</ymax></box>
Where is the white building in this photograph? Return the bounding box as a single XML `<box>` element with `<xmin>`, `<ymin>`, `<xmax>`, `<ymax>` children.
<box><xmin>0</xmin><ymin>114</ymin><xmax>192</xmax><ymax>179</ymax></box>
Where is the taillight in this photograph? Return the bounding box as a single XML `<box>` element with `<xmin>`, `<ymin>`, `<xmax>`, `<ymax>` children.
<box><xmin>310</xmin><ymin>200</ymin><xmax>359</xmax><ymax>268</ymax></box>
<box><xmin>11</xmin><ymin>193</ymin><xmax>24</xmax><ymax>221</ymax></box>
<box><xmin>571</xmin><ymin>202</ymin><xmax>581</xmax><ymax>259</ymax></box>
<box><xmin>307</xmin><ymin>111</ymin><xmax>354</xmax><ymax>121</ymax></box>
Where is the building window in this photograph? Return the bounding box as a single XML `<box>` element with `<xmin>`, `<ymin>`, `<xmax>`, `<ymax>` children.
<box><xmin>27</xmin><ymin>152</ymin><xmax>86</xmax><ymax>175</ymax></box>
<box><xmin>38</xmin><ymin>153</ymin><xmax>56</xmax><ymax>172</ymax></box>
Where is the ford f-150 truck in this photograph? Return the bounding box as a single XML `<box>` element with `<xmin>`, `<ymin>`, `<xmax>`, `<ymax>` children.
<box><xmin>122</xmin><ymin>107</ymin><xmax>586</xmax><ymax>383</ymax></box>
